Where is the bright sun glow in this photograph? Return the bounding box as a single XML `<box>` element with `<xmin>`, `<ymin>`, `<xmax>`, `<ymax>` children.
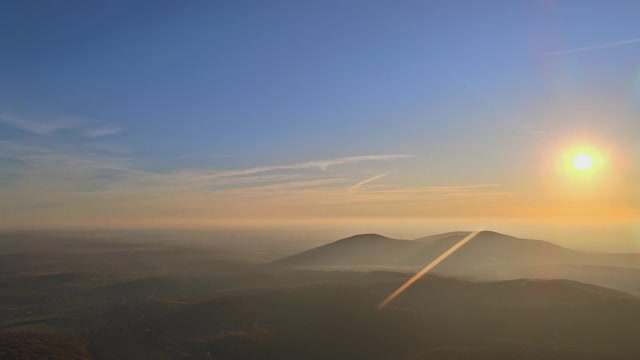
<box><xmin>572</xmin><ymin>153</ymin><xmax>594</xmax><ymax>171</ymax></box>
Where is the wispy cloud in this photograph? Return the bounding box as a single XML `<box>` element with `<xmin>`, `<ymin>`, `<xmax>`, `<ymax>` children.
<box><xmin>0</xmin><ymin>141</ymin><xmax>522</xmax><ymax>225</ymax></box>
<box><xmin>349</xmin><ymin>173</ymin><xmax>390</xmax><ymax>193</ymax></box>
<box><xmin>546</xmin><ymin>37</ymin><xmax>640</xmax><ymax>55</ymax></box>
<box><xmin>82</xmin><ymin>126</ymin><xmax>123</xmax><ymax>138</ymax></box>
<box><xmin>188</xmin><ymin>154</ymin><xmax>413</xmax><ymax>181</ymax></box>
<box><xmin>0</xmin><ymin>113</ymin><xmax>84</xmax><ymax>135</ymax></box>
<box><xmin>9</xmin><ymin>143</ymin><xmax>518</xmax><ymax>225</ymax></box>
<box><xmin>215</xmin><ymin>178</ymin><xmax>348</xmax><ymax>198</ymax></box>
<box><xmin>0</xmin><ymin>141</ymin><xmax>412</xmax><ymax>194</ymax></box>
<box><xmin>0</xmin><ymin>108</ymin><xmax>123</xmax><ymax>138</ymax></box>
<box><xmin>367</xmin><ymin>183</ymin><xmax>503</xmax><ymax>193</ymax></box>
<box><xmin>345</xmin><ymin>183</ymin><xmax>517</xmax><ymax>205</ymax></box>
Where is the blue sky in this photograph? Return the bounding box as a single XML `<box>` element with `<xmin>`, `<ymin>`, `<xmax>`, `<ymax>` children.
<box><xmin>1</xmin><ymin>1</ymin><xmax>639</xmax><ymax>228</ymax></box>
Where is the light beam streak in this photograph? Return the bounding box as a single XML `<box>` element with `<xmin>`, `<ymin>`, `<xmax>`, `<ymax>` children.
<box><xmin>377</xmin><ymin>228</ymin><xmax>484</xmax><ymax>309</ymax></box>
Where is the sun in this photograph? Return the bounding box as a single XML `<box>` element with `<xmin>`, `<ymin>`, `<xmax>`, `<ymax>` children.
<box><xmin>557</xmin><ymin>143</ymin><xmax>609</xmax><ymax>187</ymax></box>
<box><xmin>572</xmin><ymin>153</ymin><xmax>594</xmax><ymax>171</ymax></box>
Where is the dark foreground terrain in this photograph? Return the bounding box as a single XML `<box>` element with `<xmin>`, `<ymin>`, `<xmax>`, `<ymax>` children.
<box><xmin>1</xmin><ymin>230</ymin><xmax>640</xmax><ymax>359</ymax></box>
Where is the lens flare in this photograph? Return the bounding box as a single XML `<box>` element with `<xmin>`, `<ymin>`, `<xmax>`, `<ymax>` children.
<box><xmin>377</xmin><ymin>228</ymin><xmax>483</xmax><ymax>309</ymax></box>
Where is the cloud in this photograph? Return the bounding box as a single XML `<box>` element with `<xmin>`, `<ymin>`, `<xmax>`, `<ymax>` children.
<box><xmin>191</xmin><ymin>154</ymin><xmax>413</xmax><ymax>181</ymax></box>
<box><xmin>0</xmin><ymin>141</ymin><xmax>412</xmax><ymax>195</ymax></box>
<box><xmin>349</xmin><ymin>173</ymin><xmax>390</xmax><ymax>193</ymax></box>
<box><xmin>345</xmin><ymin>183</ymin><xmax>504</xmax><ymax>195</ymax></box>
<box><xmin>0</xmin><ymin>110</ymin><xmax>124</xmax><ymax>140</ymax></box>
<box><xmin>546</xmin><ymin>37</ymin><xmax>640</xmax><ymax>55</ymax></box>
<box><xmin>124</xmin><ymin>154</ymin><xmax>411</xmax><ymax>192</ymax></box>
<box><xmin>82</xmin><ymin>126</ymin><xmax>123</xmax><ymax>138</ymax></box>
<box><xmin>0</xmin><ymin>113</ymin><xmax>84</xmax><ymax>135</ymax></box>
<box><xmin>0</xmin><ymin>142</ymin><xmax>523</xmax><ymax>225</ymax></box>
<box><xmin>345</xmin><ymin>183</ymin><xmax>516</xmax><ymax>204</ymax></box>
<box><xmin>216</xmin><ymin>178</ymin><xmax>348</xmax><ymax>198</ymax></box>
<box><xmin>0</xmin><ymin>141</ymin><xmax>134</xmax><ymax>190</ymax></box>
<box><xmin>0</xmin><ymin>145</ymin><xmax>427</xmax><ymax>225</ymax></box>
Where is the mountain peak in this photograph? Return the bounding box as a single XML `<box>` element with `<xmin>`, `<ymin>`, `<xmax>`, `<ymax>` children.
<box><xmin>336</xmin><ymin>233</ymin><xmax>399</xmax><ymax>243</ymax></box>
<box><xmin>274</xmin><ymin>233</ymin><xmax>412</xmax><ymax>267</ymax></box>
<box><xmin>275</xmin><ymin>230</ymin><xmax>574</xmax><ymax>270</ymax></box>
<box><xmin>415</xmin><ymin>230</ymin><xmax>507</xmax><ymax>241</ymax></box>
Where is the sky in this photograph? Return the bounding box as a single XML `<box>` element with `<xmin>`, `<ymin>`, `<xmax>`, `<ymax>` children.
<box><xmin>0</xmin><ymin>0</ymin><xmax>639</xmax><ymax>231</ymax></box>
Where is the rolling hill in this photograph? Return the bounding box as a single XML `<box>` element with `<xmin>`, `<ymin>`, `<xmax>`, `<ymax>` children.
<box><xmin>111</xmin><ymin>273</ymin><xmax>640</xmax><ymax>360</ymax></box>
<box><xmin>278</xmin><ymin>231</ymin><xmax>575</xmax><ymax>269</ymax></box>
<box><xmin>274</xmin><ymin>234</ymin><xmax>416</xmax><ymax>269</ymax></box>
<box><xmin>276</xmin><ymin>231</ymin><xmax>640</xmax><ymax>295</ymax></box>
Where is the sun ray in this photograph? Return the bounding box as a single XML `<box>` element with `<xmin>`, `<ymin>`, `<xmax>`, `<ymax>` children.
<box><xmin>377</xmin><ymin>228</ymin><xmax>484</xmax><ymax>309</ymax></box>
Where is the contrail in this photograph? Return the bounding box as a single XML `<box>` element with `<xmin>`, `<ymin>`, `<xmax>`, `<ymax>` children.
<box><xmin>377</xmin><ymin>228</ymin><xmax>484</xmax><ymax>309</ymax></box>
<box><xmin>348</xmin><ymin>172</ymin><xmax>390</xmax><ymax>193</ymax></box>
<box><xmin>546</xmin><ymin>37</ymin><xmax>640</xmax><ymax>55</ymax></box>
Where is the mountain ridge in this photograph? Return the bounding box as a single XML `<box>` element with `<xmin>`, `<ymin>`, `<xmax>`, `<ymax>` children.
<box><xmin>275</xmin><ymin>230</ymin><xmax>571</xmax><ymax>268</ymax></box>
<box><xmin>275</xmin><ymin>230</ymin><xmax>640</xmax><ymax>295</ymax></box>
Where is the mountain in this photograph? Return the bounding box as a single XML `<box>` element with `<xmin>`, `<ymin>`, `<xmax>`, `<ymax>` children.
<box><xmin>468</xmin><ymin>263</ymin><xmax>640</xmax><ymax>297</ymax></box>
<box><xmin>276</xmin><ymin>231</ymin><xmax>640</xmax><ymax>295</ymax></box>
<box><xmin>109</xmin><ymin>273</ymin><xmax>640</xmax><ymax>360</ymax></box>
<box><xmin>276</xmin><ymin>231</ymin><xmax>575</xmax><ymax>269</ymax></box>
<box><xmin>275</xmin><ymin>233</ymin><xmax>417</xmax><ymax>269</ymax></box>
